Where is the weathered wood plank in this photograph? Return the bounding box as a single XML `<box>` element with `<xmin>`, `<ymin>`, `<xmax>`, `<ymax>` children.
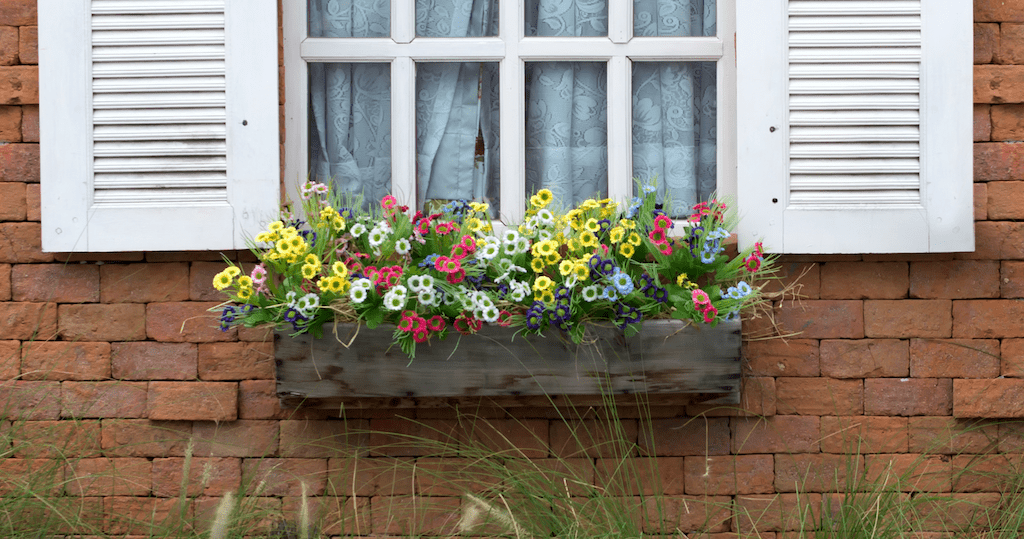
<box><xmin>274</xmin><ymin>319</ymin><xmax>741</xmax><ymax>406</ymax></box>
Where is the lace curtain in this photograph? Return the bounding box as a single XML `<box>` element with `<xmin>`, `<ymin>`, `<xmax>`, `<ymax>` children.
<box><xmin>308</xmin><ymin>0</ymin><xmax>715</xmax><ymax>216</ymax></box>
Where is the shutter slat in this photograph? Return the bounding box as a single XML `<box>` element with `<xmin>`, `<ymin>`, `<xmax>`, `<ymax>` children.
<box><xmin>93</xmin><ymin>109</ymin><xmax>226</xmax><ymax>124</ymax></box>
<box><xmin>92</xmin><ymin>30</ymin><xmax>224</xmax><ymax>46</ymax></box>
<box><xmin>790</xmin><ymin>32</ymin><xmax>921</xmax><ymax>48</ymax></box>
<box><xmin>92</xmin><ymin>14</ymin><xmax>224</xmax><ymax>31</ymax></box>
<box><xmin>94</xmin><ymin>156</ymin><xmax>227</xmax><ymax>173</ymax></box>
<box><xmin>93</xmin><ymin>77</ymin><xmax>225</xmax><ymax>93</ymax></box>
<box><xmin>94</xmin><ymin>140</ymin><xmax>227</xmax><ymax>157</ymax></box>
<box><xmin>790</xmin><ymin>63</ymin><xmax>919</xmax><ymax>78</ymax></box>
<box><xmin>95</xmin><ymin>173</ymin><xmax>226</xmax><ymax>189</ymax></box>
<box><xmin>788</xmin><ymin>1</ymin><xmax>920</xmax><ymax>16</ymax></box>
<box><xmin>790</xmin><ymin>126</ymin><xmax>920</xmax><ymax>142</ymax></box>
<box><xmin>789</xmin><ymin>16</ymin><xmax>920</xmax><ymax>31</ymax></box>
<box><xmin>93</xmin><ymin>189</ymin><xmax>228</xmax><ymax>205</ymax></box>
<box><xmin>790</xmin><ymin>158</ymin><xmax>919</xmax><ymax>174</ymax></box>
<box><xmin>790</xmin><ymin>47</ymin><xmax>920</xmax><ymax>63</ymax></box>
<box><xmin>791</xmin><ymin>175</ymin><xmax>920</xmax><ymax>190</ymax></box>
<box><xmin>789</xmin><ymin>191</ymin><xmax>920</xmax><ymax>205</ymax></box>
<box><xmin>789</xmin><ymin>142</ymin><xmax>920</xmax><ymax>158</ymax></box>
<box><xmin>93</xmin><ymin>45</ymin><xmax>224</xmax><ymax>62</ymax></box>
<box><xmin>93</xmin><ymin>124</ymin><xmax>227</xmax><ymax>141</ymax></box>
<box><xmin>93</xmin><ymin>61</ymin><xmax>225</xmax><ymax>78</ymax></box>
<box><xmin>790</xmin><ymin>79</ymin><xmax>919</xmax><ymax>94</ymax></box>
<box><xmin>790</xmin><ymin>94</ymin><xmax>919</xmax><ymax>110</ymax></box>
<box><xmin>790</xmin><ymin>110</ymin><xmax>920</xmax><ymax>126</ymax></box>
<box><xmin>92</xmin><ymin>0</ymin><xmax>225</xmax><ymax>14</ymax></box>
<box><xmin>94</xmin><ymin>92</ymin><xmax>226</xmax><ymax>109</ymax></box>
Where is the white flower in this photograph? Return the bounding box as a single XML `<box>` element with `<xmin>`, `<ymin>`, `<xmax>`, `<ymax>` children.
<box><xmin>295</xmin><ymin>293</ymin><xmax>320</xmax><ymax>317</ymax></box>
<box><xmin>286</xmin><ymin>291</ymin><xmax>298</xmax><ymax>307</ymax></box>
<box><xmin>383</xmin><ymin>289</ymin><xmax>406</xmax><ymax>311</ymax></box>
<box><xmin>368</xmin><ymin>227</ymin><xmax>388</xmax><ymax>248</ymax></box>
<box><xmin>407</xmin><ymin>275</ymin><xmax>424</xmax><ymax>292</ymax></box>
<box><xmin>390</xmin><ymin>285</ymin><xmax>408</xmax><ymax>298</ymax></box>
<box><xmin>502</xmin><ymin>229</ymin><xmax>520</xmax><ymax>245</ymax></box>
<box><xmin>537</xmin><ymin>229</ymin><xmax>553</xmax><ymax>242</ymax></box>
<box><xmin>514</xmin><ymin>237</ymin><xmax>531</xmax><ymax>255</ymax></box>
<box><xmin>581</xmin><ymin>285</ymin><xmax>600</xmax><ymax>302</ymax></box>
<box><xmin>536</xmin><ymin>208</ymin><xmax>554</xmax><ymax>226</ymax></box>
<box><xmin>352</xmin><ymin>278</ymin><xmax>372</xmax><ymax>290</ymax></box>
<box><xmin>395</xmin><ymin>238</ymin><xmax>411</xmax><ymax>255</ymax></box>
<box><xmin>417</xmin><ymin>289</ymin><xmax>437</xmax><ymax>306</ymax></box>
<box><xmin>478</xmin><ymin>242</ymin><xmax>500</xmax><ymax>260</ymax></box>
<box><xmin>349</xmin><ymin>223</ymin><xmax>367</xmax><ymax>237</ymax></box>
<box><xmin>477</xmin><ymin>305</ymin><xmax>499</xmax><ymax>323</ymax></box>
<box><xmin>419</xmin><ymin>275</ymin><xmax>434</xmax><ymax>290</ymax></box>
<box><xmin>350</xmin><ymin>286</ymin><xmax>368</xmax><ymax>304</ymax></box>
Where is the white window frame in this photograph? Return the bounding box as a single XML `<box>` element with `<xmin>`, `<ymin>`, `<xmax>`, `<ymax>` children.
<box><xmin>283</xmin><ymin>0</ymin><xmax>737</xmax><ymax>226</ymax></box>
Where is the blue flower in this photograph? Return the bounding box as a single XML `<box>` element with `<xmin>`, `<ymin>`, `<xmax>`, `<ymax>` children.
<box><xmin>419</xmin><ymin>254</ymin><xmax>439</xmax><ymax>268</ymax></box>
<box><xmin>736</xmin><ymin>281</ymin><xmax>753</xmax><ymax>297</ymax></box>
<box><xmin>600</xmin><ymin>286</ymin><xmax>620</xmax><ymax>302</ymax></box>
<box><xmin>611</xmin><ymin>271</ymin><xmax>634</xmax><ymax>295</ymax></box>
<box><xmin>653</xmin><ymin>287</ymin><xmax>668</xmax><ymax>303</ymax></box>
<box><xmin>526</xmin><ymin>309</ymin><xmax>544</xmax><ymax>330</ymax></box>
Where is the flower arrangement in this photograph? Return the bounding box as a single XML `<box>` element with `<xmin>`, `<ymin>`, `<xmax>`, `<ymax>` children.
<box><xmin>214</xmin><ymin>180</ymin><xmax>774</xmax><ymax>357</ymax></box>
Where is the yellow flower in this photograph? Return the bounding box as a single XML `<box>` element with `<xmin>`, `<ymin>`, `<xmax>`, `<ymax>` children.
<box><xmin>255</xmin><ymin>232</ymin><xmax>272</xmax><ymax>243</ymax></box>
<box><xmin>467</xmin><ymin>218</ymin><xmax>483</xmax><ymax>232</ymax></box>
<box><xmin>212</xmin><ymin>271</ymin><xmax>233</xmax><ymax>291</ymax></box>
<box><xmin>470</xmin><ymin>201</ymin><xmax>489</xmax><ymax>214</ymax></box>
<box><xmin>619</xmin><ymin>243</ymin><xmax>635</xmax><ymax>258</ymax></box>
<box><xmin>559</xmin><ymin>260</ymin><xmax>575</xmax><ymax>276</ymax></box>
<box><xmin>573</xmin><ymin>263</ymin><xmax>589</xmax><ymax>281</ymax></box>
<box><xmin>530</xmin><ymin>258</ymin><xmax>546</xmax><ymax>273</ymax></box>
<box><xmin>533</xmin><ymin>276</ymin><xmax>554</xmax><ymax>291</ymax></box>
<box><xmin>287</xmin><ymin>236</ymin><xmax>306</xmax><ymax>252</ymax></box>
<box><xmin>301</xmin><ymin>264</ymin><xmax>318</xmax><ymax>279</ymax></box>
<box><xmin>331</xmin><ymin>216</ymin><xmax>346</xmax><ymax>232</ymax></box>
<box><xmin>620</xmin><ymin>219</ymin><xmax>636</xmax><ymax>229</ymax></box>
<box><xmin>318</xmin><ymin>277</ymin><xmax>331</xmax><ymax>292</ymax></box>
<box><xmin>536</xmin><ymin>189</ymin><xmax>554</xmax><ymax>206</ymax></box>
<box><xmin>584</xmin><ymin>218</ymin><xmax>599</xmax><ymax>233</ymax></box>
<box><xmin>580</xmin><ymin>231</ymin><xmax>597</xmax><ymax>248</ymax></box>
<box><xmin>536</xmin><ymin>240</ymin><xmax>556</xmax><ymax>256</ymax></box>
<box><xmin>581</xmin><ymin>199</ymin><xmax>599</xmax><ymax>209</ymax></box>
<box><xmin>276</xmin><ymin>239</ymin><xmax>291</xmax><ymax>254</ymax></box>
<box><xmin>609</xmin><ymin>226</ymin><xmax>625</xmax><ymax>244</ymax></box>
<box><xmin>268</xmin><ymin>221</ymin><xmax>284</xmax><ymax>232</ymax></box>
<box><xmin>628</xmin><ymin>232</ymin><xmax>642</xmax><ymax>246</ymax></box>
<box><xmin>536</xmin><ymin>290</ymin><xmax>555</xmax><ymax>303</ymax></box>
<box><xmin>238</xmin><ymin>276</ymin><xmax>253</xmax><ymax>288</ymax></box>
<box><xmin>677</xmin><ymin>273</ymin><xmax>689</xmax><ymax>287</ymax></box>
<box><xmin>225</xmin><ymin>266</ymin><xmax>241</xmax><ymax>278</ymax></box>
<box><xmin>329</xmin><ymin>277</ymin><xmax>349</xmax><ymax>294</ymax></box>
<box><xmin>567</xmin><ymin>237</ymin><xmax>581</xmax><ymax>254</ymax></box>
<box><xmin>237</xmin><ymin>286</ymin><xmax>253</xmax><ymax>300</ymax></box>
<box><xmin>332</xmin><ymin>261</ymin><xmax>348</xmax><ymax>278</ymax></box>
<box><xmin>544</xmin><ymin>252</ymin><xmax>561</xmax><ymax>265</ymax></box>
<box><xmin>305</xmin><ymin>254</ymin><xmax>320</xmax><ymax>266</ymax></box>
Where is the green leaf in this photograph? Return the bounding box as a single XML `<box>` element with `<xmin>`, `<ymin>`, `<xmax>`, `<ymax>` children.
<box><xmin>364</xmin><ymin>308</ymin><xmax>385</xmax><ymax>329</ymax></box>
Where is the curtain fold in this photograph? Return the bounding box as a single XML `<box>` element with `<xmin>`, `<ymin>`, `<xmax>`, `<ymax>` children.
<box><xmin>308</xmin><ymin>0</ymin><xmax>716</xmax><ymax>216</ymax></box>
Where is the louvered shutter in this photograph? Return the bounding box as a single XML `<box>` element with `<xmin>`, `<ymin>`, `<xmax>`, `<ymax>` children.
<box><xmin>39</xmin><ymin>0</ymin><xmax>279</xmax><ymax>252</ymax></box>
<box><xmin>735</xmin><ymin>0</ymin><xmax>973</xmax><ymax>254</ymax></box>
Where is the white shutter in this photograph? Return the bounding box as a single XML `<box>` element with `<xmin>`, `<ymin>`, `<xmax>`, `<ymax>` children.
<box><xmin>39</xmin><ymin>0</ymin><xmax>279</xmax><ymax>252</ymax></box>
<box><xmin>736</xmin><ymin>0</ymin><xmax>973</xmax><ymax>254</ymax></box>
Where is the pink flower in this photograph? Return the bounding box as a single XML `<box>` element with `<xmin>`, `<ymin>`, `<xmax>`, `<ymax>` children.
<box><xmin>653</xmin><ymin>214</ymin><xmax>672</xmax><ymax>231</ymax></box>
<box><xmin>412</xmin><ymin>329</ymin><xmax>428</xmax><ymax>343</ymax></box>
<box><xmin>381</xmin><ymin>195</ymin><xmax>397</xmax><ymax>210</ymax></box>
<box><xmin>702</xmin><ymin>305</ymin><xmax>718</xmax><ymax>323</ymax></box>
<box><xmin>649</xmin><ymin>229</ymin><xmax>666</xmax><ymax>243</ymax></box>
<box><xmin>250</xmin><ymin>264</ymin><xmax>268</xmax><ymax>285</ymax></box>
<box><xmin>692</xmin><ymin>289</ymin><xmax>710</xmax><ymax>305</ymax></box>
<box><xmin>427</xmin><ymin>315</ymin><xmax>445</xmax><ymax>332</ymax></box>
<box><xmin>745</xmin><ymin>255</ymin><xmax>761</xmax><ymax>273</ymax></box>
<box><xmin>397</xmin><ymin>317</ymin><xmax>413</xmax><ymax>332</ymax></box>
<box><xmin>658</xmin><ymin>243</ymin><xmax>673</xmax><ymax>256</ymax></box>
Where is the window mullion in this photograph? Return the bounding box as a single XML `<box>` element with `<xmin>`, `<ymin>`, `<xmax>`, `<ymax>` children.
<box><xmin>393</xmin><ymin>0</ymin><xmax>415</xmax><ymax>43</ymax></box>
<box><xmin>499</xmin><ymin>0</ymin><xmax>525</xmax><ymax>223</ymax></box>
<box><xmin>607</xmin><ymin>55</ymin><xmax>632</xmax><ymax>203</ymax></box>
<box><xmin>608</xmin><ymin>0</ymin><xmax>632</xmax><ymax>44</ymax></box>
<box><xmin>392</xmin><ymin>57</ymin><xmax>417</xmax><ymax>208</ymax></box>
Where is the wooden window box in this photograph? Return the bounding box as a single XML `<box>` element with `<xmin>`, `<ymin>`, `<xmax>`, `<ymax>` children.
<box><xmin>274</xmin><ymin>319</ymin><xmax>741</xmax><ymax>408</ymax></box>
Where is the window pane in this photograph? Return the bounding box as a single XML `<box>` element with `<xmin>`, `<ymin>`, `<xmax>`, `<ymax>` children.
<box><xmin>417</xmin><ymin>0</ymin><xmax>498</xmax><ymax>37</ymax></box>
<box><xmin>308</xmin><ymin>0</ymin><xmax>390</xmax><ymax>38</ymax></box>
<box><xmin>309</xmin><ymin>63</ymin><xmax>392</xmax><ymax>202</ymax></box>
<box><xmin>632</xmin><ymin>61</ymin><xmax>716</xmax><ymax>218</ymax></box>
<box><xmin>525</xmin><ymin>0</ymin><xmax>608</xmax><ymax>37</ymax></box>
<box><xmin>634</xmin><ymin>0</ymin><xmax>715</xmax><ymax>37</ymax></box>
<box><xmin>417</xmin><ymin>62</ymin><xmax>500</xmax><ymax>213</ymax></box>
<box><xmin>526</xmin><ymin>62</ymin><xmax>608</xmax><ymax>205</ymax></box>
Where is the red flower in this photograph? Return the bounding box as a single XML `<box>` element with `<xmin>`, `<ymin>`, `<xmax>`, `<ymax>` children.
<box><xmin>412</xmin><ymin>329</ymin><xmax>429</xmax><ymax>343</ymax></box>
<box><xmin>427</xmin><ymin>315</ymin><xmax>445</xmax><ymax>332</ymax></box>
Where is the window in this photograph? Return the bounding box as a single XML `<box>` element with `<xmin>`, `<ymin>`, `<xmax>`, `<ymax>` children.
<box><xmin>284</xmin><ymin>0</ymin><xmax>736</xmax><ymax>224</ymax></box>
<box><xmin>39</xmin><ymin>0</ymin><xmax>974</xmax><ymax>254</ymax></box>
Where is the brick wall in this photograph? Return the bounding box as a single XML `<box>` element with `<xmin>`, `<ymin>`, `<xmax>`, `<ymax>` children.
<box><xmin>1</xmin><ymin>1</ymin><xmax>1022</xmax><ymax>537</ymax></box>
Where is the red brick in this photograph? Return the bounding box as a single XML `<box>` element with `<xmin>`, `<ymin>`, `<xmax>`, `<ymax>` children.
<box><xmin>0</xmin><ymin>263</ymin><xmax>9</xmax><ymax>300</ymax></box>
<box><xmin>974</xmin><ymin>142</ymin><xmax>1024</xmax><ymax>182</ymax></box>
<box><xmin>0</xmin><ymin>65</ymin><xmax>35</xmax><ymax>104</ymax></box>
<box><xmin>20</xmin><ymin>104</ymin><xmax>35</xmax><ymax>142</ymax></box>
<box><xmin>820</xmin><ymin>262</ymin><xmax>908</xmax><ymax>300</ymax></box>
<box><xmin>0</xmin><ymin>339</ymin><xmax>19</xmax><ymax>379</ymax></box>
<box><xmin>762</xmin><ymin>261</ymin><xmax>820</xmax><ymax>299</ymax></box>
<box><xmin>12</xmin><ymin>262</ymin><xmax>99</xmax><ymax>302</ymax></box>
<box><xmin>963</xmin><ymin>221</ymin><xmax>1024</xmax><ymax>260</ymax></box>
<box><xmin>111</xmin><ymin>342</ymin><xmax>197</xmax><ymax>380</ymax></box>
<box><xmin>977</xmin><ymin>180</ymin><xmax>989</xmax><ymax>221</ymax></box>
<box><xmin>977</xmin><ymin>0</ymin><xmax>1024</xmax><ymax>22</ymax></box>
<box><xmin>978</xmin><ymin>23</ymin><xmax>999</xmax><ymax>64</ymax></box>
<box><xmin>684</xmin><ymin>376</ymin><xmax>777</xmax><ymax>417</ymax></box>
<box><xmin>1002</xmin><ymin>338</ymin><xmax>1024</xmax><ymax>376</ymax></box>
<box><xmin>976</xmin><ymin>65</ymin><xmax>1024</xmax><ymax>103</ymax></box>
<box><xmin>1001</xmin><ymin>261</ymin><xmax>1024</xmax><ymax>297</ymax></box>
<box><xmin>776</xmin><ymin>378</ymin><xmax>862</xmax><ymax>416</ymax></box>
<box><xmin>192</xmin><ymin>495</ymin><xmax>279</xmax><ymax>536</ymax></box>
<box><xmin>147</xmin><ymin>381</ymin><xmax>237</xmax><ymax>421</ymax></box>
<box><xmin>368</xmin><ymin>417</ymin><xmax>462</xmax><ymax>457</ymax></box>
<box><xmin>863</xmin><ymin>454</ymin><xmax>951</xmax><ymax>493</ymax></box>
<box><xmin>775</xmin><ymin>454</ymin><xmax>863</xmax><ymax>493</ymax></box>
<box><xmin>192</xmin><ymin>420</ymin><xmax>278</xmax><ymax>458</ymax></box>
<box><xmin>0</xmin><ymin>458</ymin><xmax>63</xmax><ymax>496</ymax></box>
<box><xmin>103</xmin><ymin>496</ymin><xmax>183</xmax><ymax>536</ymax></box>
<box><xmin>993</xmin><ymin>105</ymin><xmax>1024</xmax><ymax>141</ymax></box>
<box><xmin>279</xmin><ymin>419</ymin><xmax>370</xmax><ymax>458</ymax></box>
<box><xmin>773</xmin><ymin>300</ymin><xmax>863</xmax><ymax>339</ymax></box>
<box><xmin>466</xmin><ymin>418</ymin><xmax>550</xmax><ymax>458</ymax></box>
<box><xmin>0</xmin><ymin>222</ymin><xmax>51</xmax><ymax>262</ymax></box>
<box><xmin>191</xmin><ymin>261</ymin><xmax>230</xmax><ymax>301</ymax></box>
<box><xmin>65</xmin><ymin>458</ymin><xmax>150</xmax><ymax>497</ymax></box>
<box><xmin>0</xmin><ymin>26</ymin><xmax>16</xmax><ymax>66</ymax></box>
<box><xmin>238</xmin><ymin>324</ymin><xmax>274</xmax><ymax>342</ymax></box>
<box><xmin>61</xmin><ymin>381</ymin><xmax>148</xmax><ymax>419</ymax></box>
<box><xmin>731</xmin><ymin>416</ymin><xmax>820</xmax><ymax>454</ymax></box>
<box><xmin>0</xmin><ymin>105</ymin><xmax>19</xmax><ymax>140</ymax></box>
<box><xmin>744</xmin><ymin>339</ymin><xmax>819</xmax><ymax>377</ymax></box>
<box><xmin>734</xmin><ymin>493</ymin><xmax>824</xmax><ymax>534</ymax></box>
<box><xmin>864</xmin><ymin>299</ymin><xmax>951</xmax><ymax>338</ymax></box>
<box><xmin>955</xmin><ymin>379</ymin><xmax>1024</xmax><ymax>417</ymax></box>
<box><xmin>864</xmin><ymin>378</ymin><xmax>952</xmax><ymax>416</ymax></box>
<box><xmin>24</xmin><ymin>182</ymin><xmax>37</xmax><ymax>220</ymax></box>
<box><xmin>242</xmin><ymin>458</ymin><xmax>327</xmax><ymax>496</ymax></box>
<box><xmin>11</xmin><ymin>419</ymin><xmax>100</xmax><ymax>458</ymax></box>
<box><xmin>910</xmin><ymin>338</ymin><xmax>1000</xmax><ymax>378</ymax></box>
<box><xmin>59</xmin><ymin>303</ymin><xmax>146</xmax><ymax>341</ymax></box>
<box><xmin>909</xmin><ymin>260</ymin><xmax>999</xmax><ymax>299</ymax></box>
<box><xmin>369</xmin><ymin>495</ymin><xmax>461</xmax><ymax>536</ymax></box>
<box><xmin>100</xmin><ymin>419</ymin><xmax>192</xmax><ymax>457</ymax></box>
<box><xmin>238</xmin><ymin>379</ymin><xmax>289</xmax><ymax>419</ymax></box>
<box><xmin>644</xmin><ymin>495</ymin><xmax>732</xmax><ymax>534</ymax></box>
<box><xmin>0</xmin><ymin>0</ymin><xmax>35</xmax><ymax>26</ymax></box>
<box><xmin>151</xmin><ymin>457</ymin><xmax>240</xmax><ymax>497</ymax></box>
<box><xmin>21</xmin><ymin>341</ymin><xmax>110</xmax><ymax>380</ymax></box>
<box><xmin>952</xmin><ymin>454</ymin><xmax>1015</xmax><ymax>492</ymax></box>
<box><xmin>17</xmin><ymin>26</ymin><xmax>34</xmax><ymax>64</ymax></box>
<box><xmin>327</xmin><ymin>456</ymin><xmax>415</xmax><ymax>497</ymax></box>
<box><xmin>197</xmin><ymin>341</ymin><xmax>274</xmax><ymax>380</ymax></box>
<box><xmin>593</xmin><ymin>456</ymin><xmax>679</xmax><ymax>495</ymax></box>
<box><xmin>283</xmin><ymin>495</ymin><xmax>370</xmax><ymax>536</ymax></box>
<box><xmin>0</xmin><ymin>143</ymin><xmax>37</xmax><ymax>182</ymax></box>
<box><xmin>820</xmin><ymin>339</ymin><xmax>908</xmax><ymax>378</ymax></box>
<box><xmin>953</xmin><ymin>299</ymin><xmax>1024</xmax><ymax>337</ymax></box>
<box><xmin>909</xmin><ymin>416</ymin><xmax>999</xmax><ymax>454</ymax></box>
<box><xmin>0</xmin><ymin>301</ymin><xmax>55</xmax><ymax>339</ymax></box>
<box><xmin>100</xmin><ymin>262</ymin><xmax>189</xmax><ymax>303</ymax></box>
<box><xmin>683</xmin><ymin>454</ymin><xmax>773</xmax><ymax>495</ymax></box>
<box><xmin>550</xmin><ymin>417</ymin><xmax>638</xmax><ymax>458</ymax></box>
<box><xmin>998</xmin><ymin>421</ymin><xmax>1024</xmax><ymax>452</ymax></box>
<box><xmin>146</xmin><ymin>302</ymin><xmax>235</xmax><ymax>342</ymax></box>
<box><xmin>0</xmin><ymin>181</ymin><xmax>24</xmax><ymax>220</ymax></box>
<box><xmin>976</xmin><ymin>104</ymin><xmax>992</xmax><ymax>143</ymax></box>
<box><xmin>989</xmin><ymin>180</ymin><xmax>1024</xmax><ymax>219</ymax></box>
<box><xmin>820</xmin><ymin>416</ymin><xmax>909</xmax><ymax>454</ymax></box>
